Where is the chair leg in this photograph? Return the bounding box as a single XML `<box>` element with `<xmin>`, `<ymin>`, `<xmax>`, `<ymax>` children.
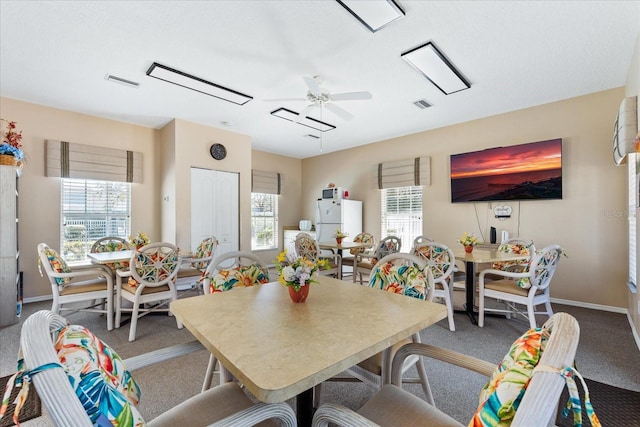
<box><xmin>544</xmin><ymin>299</ymin><xmax>554</xmax><ymax>319</ymax></box>
<box><xmin>416</xmin><ymin>356</ymin><xmax>435</xmax><ymax>406</ymax></box>
<box><xmin>527</xmin><ymin>303</ymin><xmax>537</xmax><ymax>329</ymax></box>
<box><xmin>313</xmin><ymin>384</ymin><xmax>322</xmax><ymax>408</ymax></box>
<box><xmin>478</xmin><ymin>287</ymin><xmax>485</xmax><ymax>327</ymax></box>
<box><xmin>201</xmin><ymin>354</ymin><xmax>218</xmax><ymax>392</ymax></box>
<box><xmin>129</xmin><ymin>303</ymin><xmax>140</xmax><ymax>342</ymax></box>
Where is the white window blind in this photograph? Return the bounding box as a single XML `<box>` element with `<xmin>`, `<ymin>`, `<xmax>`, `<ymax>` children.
<box><xmin>251</xmin><ymin>192</ymin><xmax>278</xmax><ymax>250</ymax></box>
<box><xmin>61</xmin><ymin>178</ymin><xmax>131</xmax><ymax>263</ymax></box>
<box><xmin>380</xmin><ymin>186</ymin><xmax>422</xmax><ymax>252</ymax></box>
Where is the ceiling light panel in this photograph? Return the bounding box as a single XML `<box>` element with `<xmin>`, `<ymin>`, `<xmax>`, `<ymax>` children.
<box><xmin>336</xmin><ymin>0</ymin><xmax>405</xmax><ymax>32</ymax></box>
<box><xmin>271</xmin><ymin>108</ymin><xmax>336</xmax><ymax>132</ymax></box>
<box><xmin>105</xmin><ymin>74</ymin><xmax>140</xmax><ymax>88</ymax></box>
<box><xmin>146</xmin><ymin>62</ymin><xmax>253</xmax><ymax>105</ymax></box>
<box><xmin>401</xmin><ymin>42</ymin><xmax>470</xmax><ymax>95</ymax></box>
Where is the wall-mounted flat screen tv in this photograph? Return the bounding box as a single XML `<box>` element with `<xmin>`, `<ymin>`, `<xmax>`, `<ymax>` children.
<box><xmin>450</xmin><ymin>138</ymin><xmax>562</xmax><ymax>203</ymax></box>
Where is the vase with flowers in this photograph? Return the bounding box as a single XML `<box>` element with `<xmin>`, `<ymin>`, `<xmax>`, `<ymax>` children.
<box><xmin>0</xmin><ymin>119</ymin><xmax>24</xmax><ymax>167</ymax></box>
<box><xmin>333</xmin><ymin>229</ymin><xmax>348</xmax><ymax>245</ymax></box>
<box><xmin>457</xmin><ymin>232</ymin><xmax>478</xmax><ymax>253</ymax></box>
<box><xmin>275</xmin><ymin>250</ymin><xmax>329</xmax><ymax>303</ymax></box>
<box><xmin>129</xmin><ymin>231</ymin><xmax>150</xmax><ymax>250</ymax></box>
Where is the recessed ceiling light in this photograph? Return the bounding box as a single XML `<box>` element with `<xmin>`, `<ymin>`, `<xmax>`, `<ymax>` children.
<box><xmin>401</xmin><ymin>42</ymin><xmax>470</xmax><ymax>95</ymax></box>
<box><xmin>305</xmin><ymin>134</ymin><xmax>320</xmax><ymax>139</ymax></box>
<box><xmin>146</xmin><ymin>62</ymin><xmax>253</xmax><ymax>105</ymax></box>
<box><xmin>270</xmin><ymin>108</ymin><xmax>336</xmax><ymax>132</ymax></box>
<box><xmin>336</xmin><ymin>0</ymin><xmax>405</xmax><ymax>32</ymax></box>
<box><xmin>105</xmin><ymin>74</ymin><xmax>140</xmax><ymax>88</ymax></box>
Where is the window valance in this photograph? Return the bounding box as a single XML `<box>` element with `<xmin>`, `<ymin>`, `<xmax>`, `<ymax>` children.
<box><xmin>45</xmin><ymin>140</ymin><xmax>143</xmax><ymax>183</ymax></box>
<box><xmin>378</xmin><ymin>156</ymin><xmax>430</xmax><ymax>189</ymax></box>
<box><xmin>251</xmin><ymin>169</ymin><xmax>281</xmax><ymax>194</ymax></box>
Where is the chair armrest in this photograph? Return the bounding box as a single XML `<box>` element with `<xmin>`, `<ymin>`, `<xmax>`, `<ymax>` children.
<box><xmin>312</xmin><ymin>403</ymin><xmax>380</xmax><ymax>427</ymax></box>
<box><xmin>479</xmin><ymin>268</ymin><xmax>527</xmax><ymax>281</ymax></box>
<box><xmin>48</xmin><ymin>266</ymin><xmax>113</xmax><ymax>281</ymax></box>
<box><xmin>390</xmin><ymin>343</ymin><xmax>496</xmax><ymax>387</ymax></box>
<box><xmin>116</xmin><ymin>268</ymin><xmax>132</xmax><ymax>277</ymax></box>
<box><xmin>209</xmin><ymin>402</ymin><xmax>297</xmax><ymax>427</ymax></box>
<box><xmin>123</xmin><ymin>340</ymin><xmax>205</xmax><ymax>371</ymax></box>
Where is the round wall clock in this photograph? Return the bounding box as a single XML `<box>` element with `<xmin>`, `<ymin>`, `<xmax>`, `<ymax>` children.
<box><xmin>209</xmin><ymin>143</ymin><xmax>227</xmax><ymax>160</ymax></box>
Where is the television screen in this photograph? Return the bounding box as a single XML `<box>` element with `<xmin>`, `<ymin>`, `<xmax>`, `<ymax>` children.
<box><xmin>450</xmin><ymin>138</ymin><xmax>562</xmax><ymax>203</ymax></box>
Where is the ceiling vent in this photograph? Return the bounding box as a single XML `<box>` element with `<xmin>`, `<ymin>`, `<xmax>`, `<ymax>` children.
<box><xmin>105</xmin><ymin>74</ymin><xmax>140</xmax><ymax>88</ymax></box>
<box><xmin>413</xmin><ymin>99</ymin><xmax>432</xmax><ymax>109</ymax></box>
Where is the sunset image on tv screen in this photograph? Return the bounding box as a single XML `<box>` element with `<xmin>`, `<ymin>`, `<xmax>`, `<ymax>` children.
<box><xmin>450</xmin><ymin>138</ymin><xmax>562</xmax><ymax>202</ymax></box>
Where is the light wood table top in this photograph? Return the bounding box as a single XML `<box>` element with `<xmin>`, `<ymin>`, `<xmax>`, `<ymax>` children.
<box><xmin>318</xmin><ymin>241</ymin><xmax>369</xmax><ymax>251</ymax></box>
<box><xmin>170</xmin><ymin>276</ymin><xmax>447</xmax><ymax>404</ymax></box>
<box><xmin>453</xmin><ymin>248</ymin><xmax>530</xmax><ymax>264</ymax></box>
<box><xmin>87</xmin><ymin>250</ymin><xmax>133</xmax><ymax>264</ymax></box>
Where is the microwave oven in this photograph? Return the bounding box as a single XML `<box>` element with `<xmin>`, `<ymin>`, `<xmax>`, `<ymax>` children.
<box><xmin>322</xmin><ymin>187</ymin><xmax>347</xmax><ymax>200</ymax></box>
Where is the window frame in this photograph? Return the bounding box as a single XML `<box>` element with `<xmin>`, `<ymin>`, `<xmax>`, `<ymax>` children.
<box><xmin>380</xmin><ymin>185</ymin><xmax>423</xmax><ymax>252</ymax></box>
<box><xmin>251</xmin><ymin>192</ymin><xmax>279</xmax><ymax>251</ymax></box>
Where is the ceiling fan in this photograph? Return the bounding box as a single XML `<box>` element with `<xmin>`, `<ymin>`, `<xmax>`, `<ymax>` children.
<box><xmin>272</xmin><ymin>75</ymin><xmax>372</xmax><ymax>122</ymax></box>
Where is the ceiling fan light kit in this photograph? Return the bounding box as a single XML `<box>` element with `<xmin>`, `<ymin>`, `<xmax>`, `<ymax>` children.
<box><xmin>146</xmin><ymin>62</ymin><xmax>253</xmax><ymax>105</ymax></box>
<box><xmin>336</xmin><ymin>0</ymin><xmax>405</xmax><ymax>33</ymax></box>
<box><xmin>401</xmin><ymin>42</ymin><xmax>471</xmax><ymax>95</ymax></box>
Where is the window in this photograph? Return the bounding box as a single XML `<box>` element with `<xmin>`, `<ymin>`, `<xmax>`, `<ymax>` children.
<box><xmin>251</xmin><ymin>193</ymin><xmax>278</xmax><ymax>250</ymax></box>
<box><xmin>381</xmin><ymin>186</ymin><xmax>422</xmax><ymax>252</ymax></box>
<box><xmin>61</xmin><ymin>179</ymin><xmax>131</xmax><ymax>263</ymax></box>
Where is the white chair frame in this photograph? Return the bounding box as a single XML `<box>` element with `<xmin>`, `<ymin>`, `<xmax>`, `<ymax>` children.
<box><xmin>353</xmin><ymin>235</ymin><xmax>401</xmax><ymax>284</ymax></box>
<box><xmin>175</xmin><ymin>236</ymin><xmax>218</xmax><ymax>295</ymax></box>
<box><xmin>478</xmin><ymin>244</ymin><xmax>562</xmax><ymax>329</ymax></box>
<box><xmin>294</xmin><ymin>232</ymin><xmax>342</xmax><ymax>280</ymax></box>
<box><xmin>17</xmin><ymin>310</ymin><xmax>297</xmax><ymax>427</ymax></box>
<box><xmin>37</xmin><ymin>242</ymin><xmax>115</xmax><ymax>331</ymax></box>
<box><xmin>115</xmin><ymin>242</ymin><xmax>183</xmax><ymax>341</ymax></box>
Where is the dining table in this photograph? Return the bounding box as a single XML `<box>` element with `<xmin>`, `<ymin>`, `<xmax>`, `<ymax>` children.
<box><xmin>453</xmin><ymin>248</ymin><xmax>530</xmax><ymax>325</ymax></box>
<box><xmin>87</xmin><ymin>249</ymin><xmax>134</xmax><ymax>265</ymax></box>
<box><xmin>319</xmin><ymin>240</ymin><xmax>371</xmax><ymax>278</ymax></box>
<box><xmin>170</xmin><ymin>276</ymin><xmax>447</xmax><ymax>427</ymax></box>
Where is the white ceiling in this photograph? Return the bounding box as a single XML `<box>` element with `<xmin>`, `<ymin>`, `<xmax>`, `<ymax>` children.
<box><xmin>1</xmin><ymin>1</ymin><xmax>639</xmax><ymax>159</ymax></box>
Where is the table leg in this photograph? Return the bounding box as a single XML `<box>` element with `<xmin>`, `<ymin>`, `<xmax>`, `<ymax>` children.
<box><xmin>296</xmin><ymin>388</ymin><xmax>314</xmax><ymax>427</ymax></box>
<box><xmin>464</xmin><ymin>261</ymin><xmax>478</xmax><ymax>325</ymax></box>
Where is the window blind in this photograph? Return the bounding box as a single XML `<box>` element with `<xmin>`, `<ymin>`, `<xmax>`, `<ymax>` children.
<box><xmin>251</xmin><ymin>170</ymin><xmax>281</xmax><ymax>194</ymax></box>
<box><xmin>380</xmin><ymin>186</ymin><xmax>423</xmax><ymax>252</ymax></box>
<box><xmin>378</xmin><ymin>156</ymin><xmax>430</xmax><ymax>189</ymax></box>
<box><xmin>46</xmin><ymin>139</ymin><xmax>143</xmax><ymax>183</ymax></box>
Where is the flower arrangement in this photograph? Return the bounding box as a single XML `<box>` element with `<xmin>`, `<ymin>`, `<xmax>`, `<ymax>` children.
<box><xmin>457</xmin><ymin>232</ymin><xmax>478</xmax><ymax>247</ymax></box>
<box><xmin>0</xmin><ymin>119</ymin><xmax>24</xmax><ymax>161</ymax></box>
<box><xmin>333</xmin><ymin>229</ymin><xmax>348</xmax><ymax>239</ymax></box>
<box><xmin>129</xmin><ymin>231</ymin><xmax>150</xmax><ymax>248</ymax></box>
<box><xmin>274</xmin><ymin>250</ymin><xmax>329</xmax><ymax>291</ymax></box>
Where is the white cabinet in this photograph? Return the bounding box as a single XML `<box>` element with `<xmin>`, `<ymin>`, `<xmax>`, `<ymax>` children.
<box><xmin>0</xmin><ymin>165</ymin><xmax>20</xmax><ymax>326</ymax></box>
<box><xmin>283</xmin><ymin>230</ymin><xmax>315</xmax><ymax>255</ymax></box>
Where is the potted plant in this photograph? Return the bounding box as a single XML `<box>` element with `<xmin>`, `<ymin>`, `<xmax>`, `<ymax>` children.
<box><xmin>274</xmin><ymin>250</ymin><xmax>329</xmax><ymax>302</ymax></box>
<box><xmin>457</xmin><ymin>232</ymin><xmax>478</xmax><ymax>253</ymax></box>
<box><xmin>333</xmin><ymin>229</ymin><xmax>348</xmax><ymax>245</ymax></box>
<box><xmin>0</xmin><ymin>119</ymin><xmax>24</xmax><ymax>166</ymax></box>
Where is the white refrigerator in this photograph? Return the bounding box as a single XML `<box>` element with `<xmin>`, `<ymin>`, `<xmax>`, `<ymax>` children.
<box><xmin>315</xmin><ymin>199</ymin><xmax>362</xmax><ymax>243</ymax></box>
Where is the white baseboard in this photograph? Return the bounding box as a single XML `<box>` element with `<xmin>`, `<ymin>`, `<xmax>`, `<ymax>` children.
<box><xmin>628</xmin><ymin>314</ymin><xmax>640</xmax><ymax>352</ymax></box>
<box><xmin>549</xmin><ymin>297</ymin><xmax>627</xmax><ymax>314</ymax></box>
<box><xmin>23</xmin><ymin>295</ymin><xmax>52</xmax><ymax>304</ymax></box>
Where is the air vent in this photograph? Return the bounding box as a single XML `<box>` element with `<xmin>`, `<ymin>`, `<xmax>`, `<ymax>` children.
<box><xmin>413</xmin><ymin>99</ymin><xmax>432</xmax><ymax>109</ymax></box>
<box><xmin>105</xmin><ymin>74</ymin><xmax>140</xmax><ymax>88</ymax></box>
<box><xmin>305</xmin><ymin>134</ymin><xmax>320</xmax><ymax>139</ymax></box>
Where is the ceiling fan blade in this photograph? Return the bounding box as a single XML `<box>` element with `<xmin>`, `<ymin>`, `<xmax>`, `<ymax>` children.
<box><xmin>302</xmin><ymin>76</ymin><xmax>320</xmax><ymax>95</ymax></box>
<box><xmin>325</xmin><ymin>102</ymin><xmax>354</xmax><ymax>121</ymax></box>
<box><xmin>330</xmin><ymin>91</ymin><xmax>372</xmax><ymax>101</ymax></box>
<box><xmin>264</xmin><ymin>97</ymin><xmax>307</xmax><ymax>102</ymax></box>
<box><xmin>296</xmin><ymin>104</ymin><xmax>318</xmax><ymax>123</ymax></box>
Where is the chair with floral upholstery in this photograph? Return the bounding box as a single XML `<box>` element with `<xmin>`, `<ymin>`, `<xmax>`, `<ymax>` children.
<box><xmin>175</xmin><ymin>236</ymin><xmax>218</xmax><ymax>295</ymax></box>
<box><xmin>478</xmin><ymin>244</ymin><xmax>564</xmax><ymax>328</ymax></box>
<box><xmin>200</xmin><ymin>250</ymin><xmax>270</xmax><ymax>391</ymax></box>
<box><xmin>7</xmin><ymin>310</ymin><xmax>296</xmax><ymax>427</ymax></box>
<box><xmin>37</xmin><ymin>243</ymin><xmax>115</xmax><ymax>330</ymax></box>
<box><xmin>312</xmin><ymin>312</ymin><xmax>583</xmax><ymax>427</ymax></box>
<box><xmin>338</xmin><ymin>253</ymin><xmax>434</xmax><ymax>399</ymax></box>
<box><xmin>114</xmin><ymin>242</ymin><xmax>182</xmax><ymax>341</ymax></box>
<box><xmin>352</xmin><ymin>235</ymin><xmax>401</xmax><ymax>284</ymax></box>
<box><xmin>340</xmin><ymin>232</ymin><xmax>376</xmax><ymax>280</ymax></box>
<box><xmin>90</xmin><ymin>236</ymin><xmax>131</xmax><ymax>271</ymax></box>
<box><xmin>295</xmin><ymin>232</ymin><xmax>342</xmax><ymax>280</ymax></box>
<box><xmin>412</xmin><ymin>241</ymin><xmax>457</xmax><ymax>332</ymax></box>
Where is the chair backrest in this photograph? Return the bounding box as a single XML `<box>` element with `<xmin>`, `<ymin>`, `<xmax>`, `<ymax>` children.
<box><xmin>190</xmin><ymin>236</ymin><xmax>219</xmax><ymax>270</ymax></box>
<box><xmin>129</xmin><ymin>242</ymin><xmax>181</xmax><ymax>288</ymax></box>
<box><xmin>203</xmin><ymin>250</ymin><xmax>270</xmax><ymax>294</ymax></box>
<box><xmin>412</xmin><ymin>235</ymin><xmax>434</xmax><ymax>251</ymax></box>
<box><xmin>295</xmin><ymin>232</ymin><xmax>320</xmax><ymax>261</ymax></box>
<box><xmin>37</xmin><ymin>242</ymin><xmax>72</xmax><ymax>290</ymax></box>
<box><xmin>372</xmin><ymin>235</ymin><xmax>401</xmax><ymax>264</ymax></box>
<box><xmin>91</xmin><ymin>237</ymin><xmax>131</xmax><ymax>270</ymax></box>
<box><xmin>368</xmin><ymin>253</ymin><xmax>434</xmax><ymax>302</ymax></box>
<box><xmin>518</xmin><ymin>244</ymin><xmax>563</xmax><ymax>291</ymax></box>
<box><xmin>349</xmin><ymin>232</ymin><xmax>376</xmax><ymax>255</ymax></box>
<box><xmin>412</xmin><ymin>242</ymin><xmax>456</xmax><ymax>284</ymax></box>
<box><xmin>492</xmin><ymin>238</ymin><xmax>535</xmax><ymax>271</ymax></box>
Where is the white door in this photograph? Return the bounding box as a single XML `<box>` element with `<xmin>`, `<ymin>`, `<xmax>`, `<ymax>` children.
<box><xmin>191</xmin><ymin>168</ymin><xmax>239</xmax><ymax>260</ymax></box>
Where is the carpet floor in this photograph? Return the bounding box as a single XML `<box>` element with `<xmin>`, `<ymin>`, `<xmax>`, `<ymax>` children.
<box><xmin>555</xmin><ymin>377</ymin><xmax>640</xmax><ymax>427</ymax></box>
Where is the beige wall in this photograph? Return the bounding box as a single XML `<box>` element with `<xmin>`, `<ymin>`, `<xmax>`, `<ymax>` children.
<box><xmin>0</xmin><ymin>97</ymin><xmax>160</xmax><ymax>300</ymax></box>
<box><xmin>251</xmin><ymin>150</ymin><xmax>303</xmax><ymax>266</ymax></box>
<box><xmin>301</xmin><ymin>88</ymin><xmax>629</xmax><ymax>309</ymax></box>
